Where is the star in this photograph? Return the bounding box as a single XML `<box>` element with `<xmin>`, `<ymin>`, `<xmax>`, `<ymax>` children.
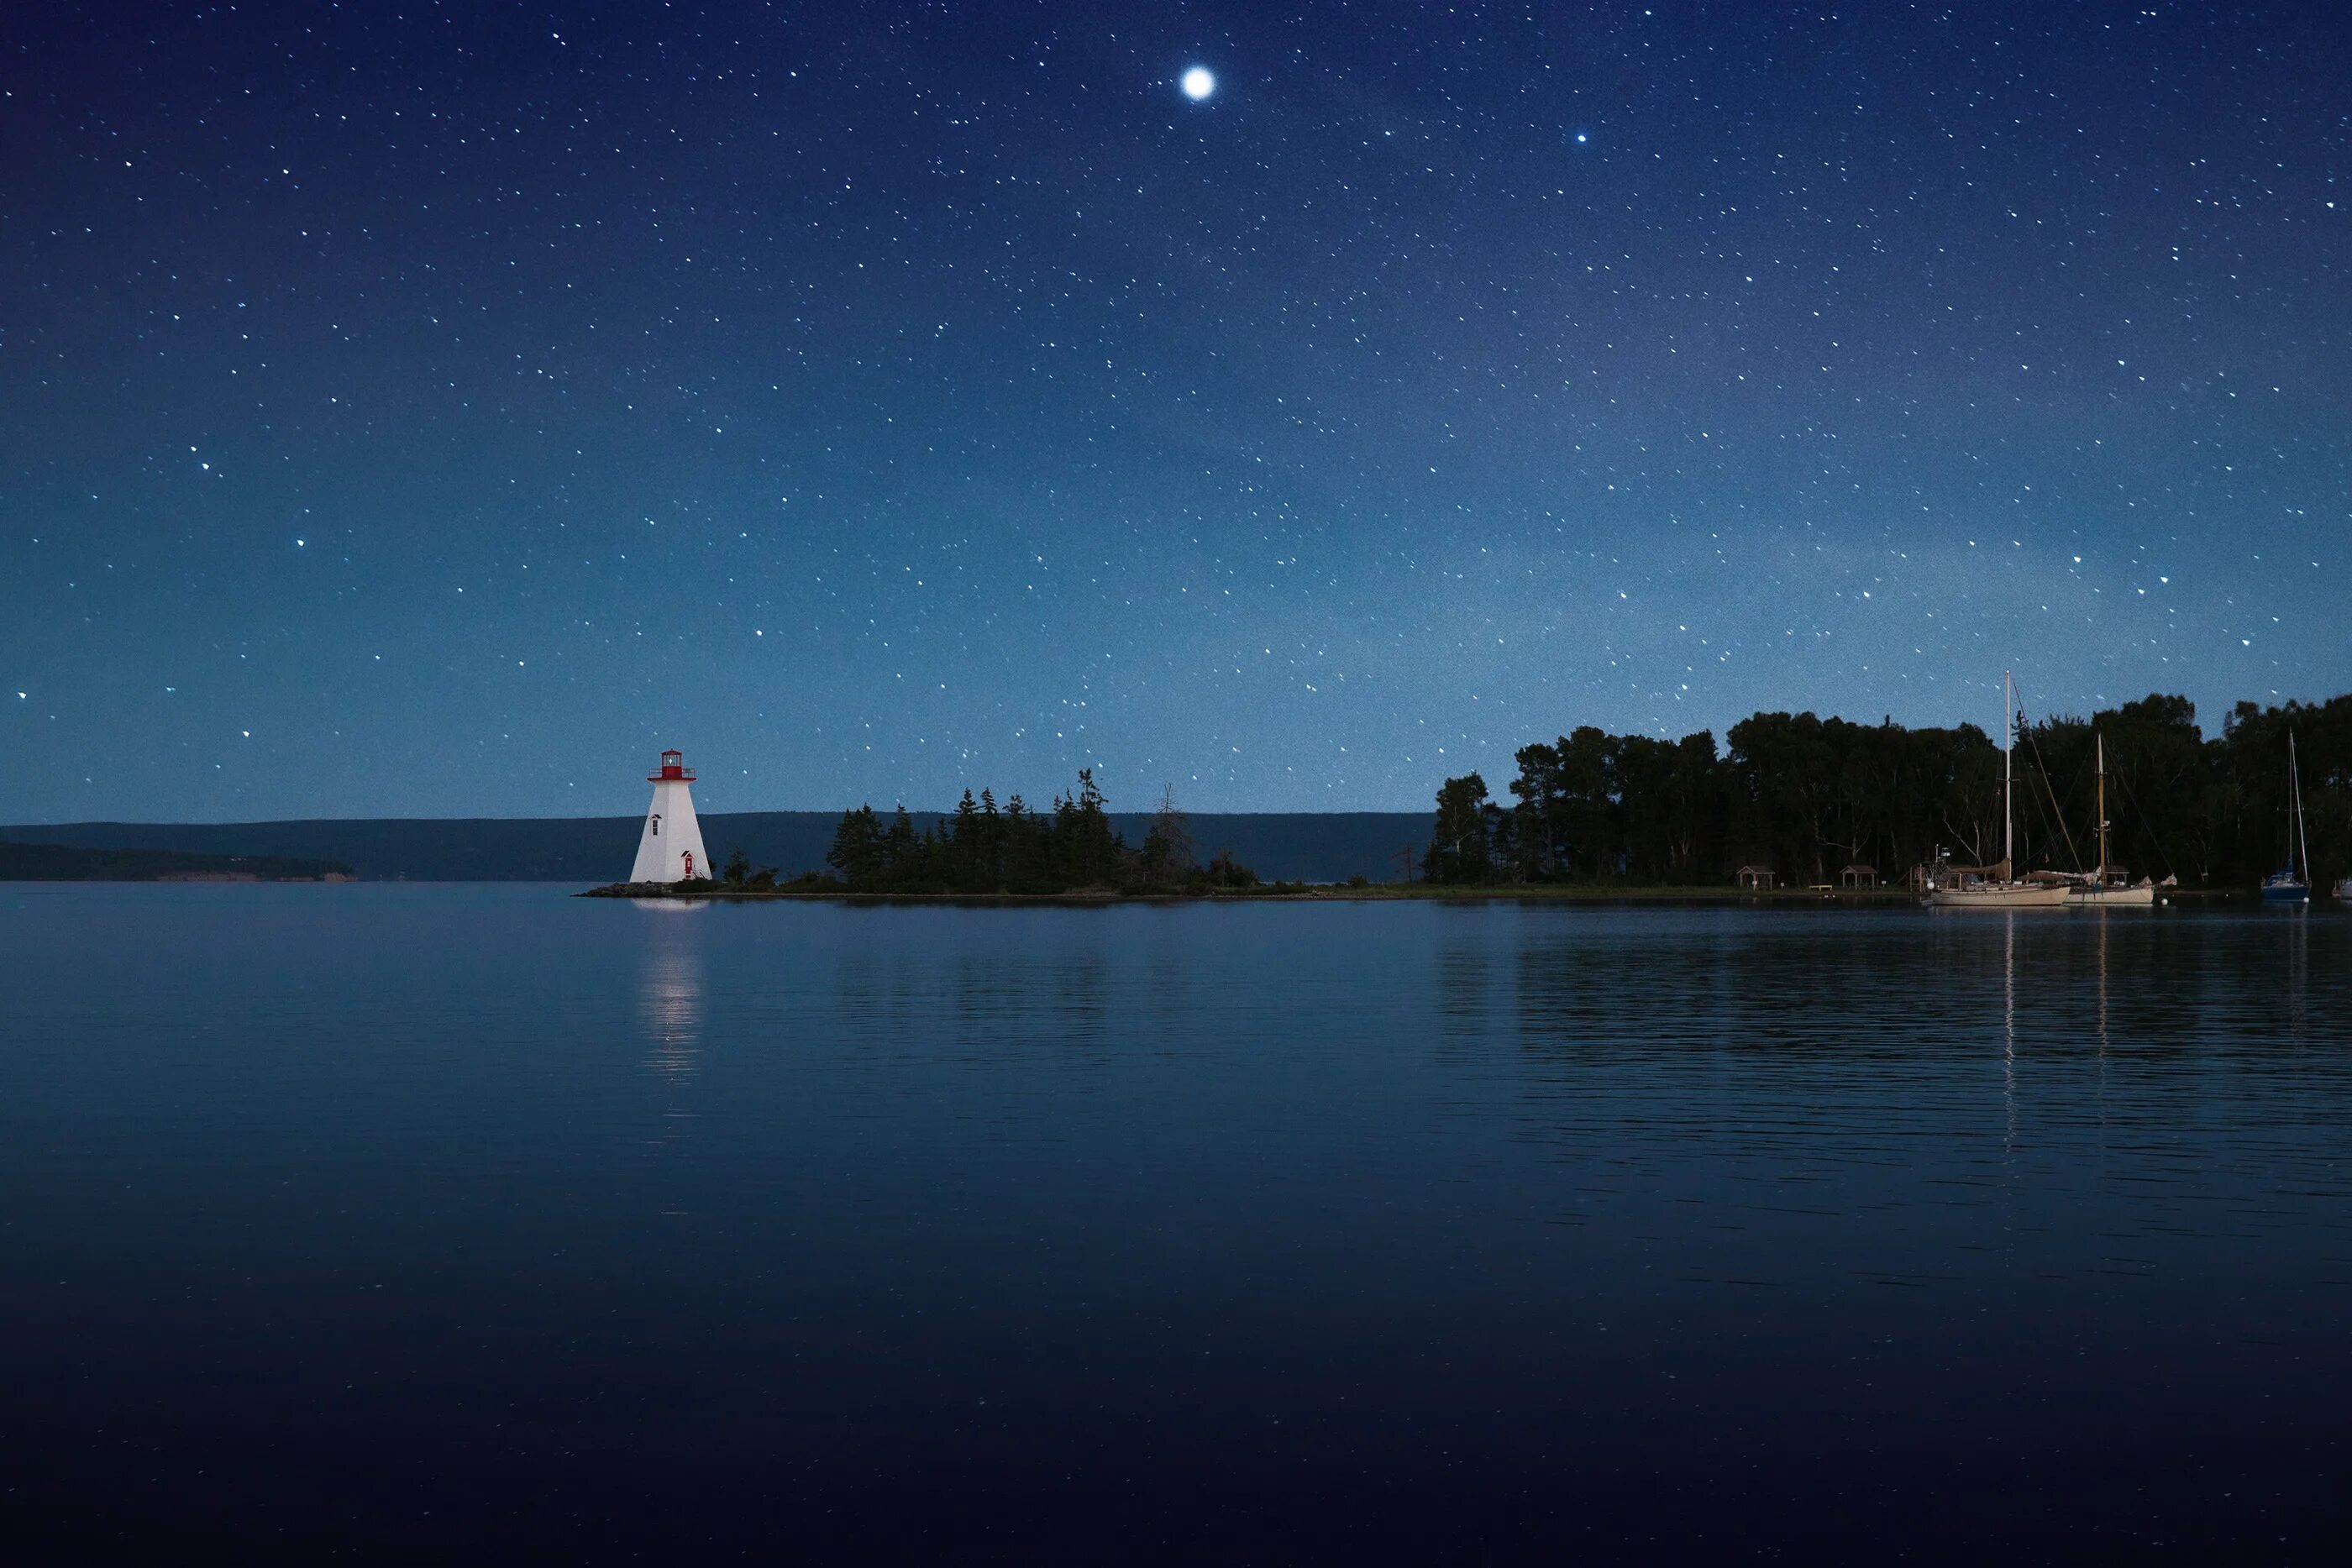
<box><xmin>1180</xmin><ymin>66</ymin><xmax>1215</xmax><ymax>101</ymax></box>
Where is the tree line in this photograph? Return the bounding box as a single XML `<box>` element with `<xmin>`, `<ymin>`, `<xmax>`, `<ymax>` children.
<box><xmin>801</xmin><ymin>771</ymin><xmax>1263</xmax><ymax>894</ymax></box>
<box><xmin>1423</xmin><ymin>693</ymin><xmax>2352</xmax><ymax>889</ymax></box>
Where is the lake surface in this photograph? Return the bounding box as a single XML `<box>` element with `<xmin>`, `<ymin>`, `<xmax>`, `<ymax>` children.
<box><xmin>3</xmin><ymin>886</ymin><xmax>2348</xmax><ymax>1561</ymax></box>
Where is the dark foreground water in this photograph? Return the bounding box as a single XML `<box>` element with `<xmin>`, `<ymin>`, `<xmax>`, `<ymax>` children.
<box><xmin>2</xmin><ymin>886</ymin><xmax>2347</xmax><ymax>1562</ymax></box>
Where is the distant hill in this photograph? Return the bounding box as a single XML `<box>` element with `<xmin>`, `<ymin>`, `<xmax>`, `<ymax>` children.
<box><xmin>0</xmin><ymin>841</ymin><xmax>354</xmax><ymax>882</ymax></box>
<box><xmin>0</xmin><ymin>813</ymin><xmax>1431</xmax><ymax>885</ymax></box>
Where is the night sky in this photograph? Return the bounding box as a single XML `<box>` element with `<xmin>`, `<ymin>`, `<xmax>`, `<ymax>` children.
<box><xmin>6</xmin><ymin>2</ymin><xmax>2348</xmax><ymax>822</ymax></box>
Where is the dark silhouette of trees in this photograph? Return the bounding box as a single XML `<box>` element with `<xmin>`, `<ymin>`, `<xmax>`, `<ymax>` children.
<box><xmin>2213</xmin><ymin>697</ymin><xmax>2352</xmax><ymax>883</ymax></box>
<box><xmin>826</xmin><ymin>805</ymin><xmax>884</xmax><ymax>885</ymax></box>
<box><xmin>1204</xmin><ymin>848</ymin><xmax>1259</xmax><ymax>889</ymax></box>
<box><xmin>1141</xmin><ymin>784</ymin><xmax>1197</xmax><ymax>891</ymax></box>
<box><xmin>721</xmin><ymin>846</ymin><xmax>778</xmax><ymax>889</ymax></box>
<box><xmin>821</xmin><ymin>774</ymin><xmax>1259</xmax><ymax>894</ymax></box>
<box><xmin>1422</xmin><ymin>773</ymin><xmax>1497</xmax><ymax>884</ymax></box>
<box><xmin>1420</xmin><ymin>693</ymin><xmax>2352</xmax><ymax>889</ymax></box>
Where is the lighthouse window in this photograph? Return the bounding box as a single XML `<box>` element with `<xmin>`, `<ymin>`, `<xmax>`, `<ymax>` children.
<box><xmin>650</xmin><ymin>814</ymin><xmax>661</xmax><ymax>836</ymax></box>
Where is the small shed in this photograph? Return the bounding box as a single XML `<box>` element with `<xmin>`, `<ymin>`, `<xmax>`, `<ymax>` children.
<box><xmin>1840</xmin><ymin>863</ymin><xmax>1878</xmax><ymax>889</ymax></box>
<box><xmin>1735</xmin><ymin>864</ymin><xmax>1777</xmax><ymax>891</ymax></box>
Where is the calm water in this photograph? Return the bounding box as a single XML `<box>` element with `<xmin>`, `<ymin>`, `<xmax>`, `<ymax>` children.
<box><xmin>3</xmin><ymin>885</ymin><xmax>2348</xmax><ymax>1561</ymax></box>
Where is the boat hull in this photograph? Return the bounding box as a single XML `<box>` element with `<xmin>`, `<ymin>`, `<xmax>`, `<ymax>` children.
<box><xmin>1927</xmin><ymin>884</ymin><xmax>2071</xmax><ymax>909</ymax></box>
<box><xmin>2261</xmin><ymin>881</ymin><xmax>2310</xmax><ymax>904</ymax></box>
<box><xmin>2070</xmin><ymin>883</ymin><xmax>2155</xmax><ymax>907</ymax></box>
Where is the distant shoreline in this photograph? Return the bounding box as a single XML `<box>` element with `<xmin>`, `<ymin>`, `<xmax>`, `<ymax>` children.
<box><xmin>580</xmin><ymin>881</ymin><xmax>2239</xmax><ymax>905</ymax></box>
<box><xmin>0</xmin><ymin>840</ymin><xmax>355</xmax><ymax>883</ymax></box>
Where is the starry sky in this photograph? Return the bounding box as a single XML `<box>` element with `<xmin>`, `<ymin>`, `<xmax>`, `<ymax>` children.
<box><xmin>5</xmin><ymin>1</ymin><xmax>2349</xmax><ymax>822</ymax></box>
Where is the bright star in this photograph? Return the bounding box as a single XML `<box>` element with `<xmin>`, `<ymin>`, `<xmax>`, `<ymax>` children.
<box><xmin>1181</xmin><ymin>66</ymin><xmax>1215</xmax><ymax>101</ymax></box>
<box><xmin>1574</xmin><ymin>131</ymin><xmax>1589</xmax><ymax>144</ymax></box>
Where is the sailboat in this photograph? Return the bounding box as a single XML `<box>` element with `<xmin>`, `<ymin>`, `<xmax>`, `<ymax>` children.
<box><xmin>1928</xmin><ymin>670</ymin><xmax>2071</xmax><ymax>908</ymax></box>
<box><xmin>2068</xmin><ymin>732</ymin><xmax>2155</xmax><ymax>905</ymax></box>
<box><xmin>2260</xmin><ymin>732</ymin><xmax>2312</xmax><ymax>903</ymax></box>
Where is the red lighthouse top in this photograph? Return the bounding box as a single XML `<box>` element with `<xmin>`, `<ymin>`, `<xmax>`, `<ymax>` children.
<box><xmin>649</xmin><ymin>748</ymin><xmax>696</xmax><ymax>782</ymax></box>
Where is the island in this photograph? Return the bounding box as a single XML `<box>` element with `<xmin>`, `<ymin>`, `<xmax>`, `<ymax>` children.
<box><xmin>587</xmin><ymin>770</ymin><xmax>1280</xmax><ymax>899</ymax></box>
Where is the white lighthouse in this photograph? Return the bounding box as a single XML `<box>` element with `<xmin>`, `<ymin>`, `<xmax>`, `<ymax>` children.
<box><xmin>630</xmin><ymin>750</ymin><xmax>713</xmax><ymax>884</ymax></box>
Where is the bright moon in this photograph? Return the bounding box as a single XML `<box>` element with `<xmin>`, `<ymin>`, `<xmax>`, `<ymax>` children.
<box><xmin>1180</xmin><ymin>66</ymin><xmax>1215</xmax><ymax>101</ymax></box>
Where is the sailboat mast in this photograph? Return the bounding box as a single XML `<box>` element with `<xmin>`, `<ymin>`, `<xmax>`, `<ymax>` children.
<box><xmin>2291</xmin><ymin>732</ymin><xmax>2309</xmax><ymax>884</ymax></box>
<box><xmin>2003</xmin><ymin>669</ymin><xmax>2013</xmax><ymax>878</ymax></box>
<box><xmin>2096</xmin><ymin>732</ymin><xmax>2108</xmax><ymax>887</ymax></box>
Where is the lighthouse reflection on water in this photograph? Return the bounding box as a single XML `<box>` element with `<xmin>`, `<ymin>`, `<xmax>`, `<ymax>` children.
<box><xmin>635</xmin><ymin>899</ymin><xmax>705</xmax><ymax>1088</ymax></box>
<box><xmin>634</xmin><ymin>899</ymin><xmax>707</xmax><ymax>1209</ymax></box>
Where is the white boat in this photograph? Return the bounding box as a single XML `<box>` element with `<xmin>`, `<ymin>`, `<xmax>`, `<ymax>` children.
<box><xmin>2335</xmin><ymin>876</ymin><xmax>2352</xmax><ymax>902</ymax></box>
<box><xmin>1930</xmin><ymin>878</ymin><xmax>2071</xmax><ymax>909</ymax></box>
<box><xmin>1929</xmin><ymin>671</ymin><xmax>2072</xmax><ymax>909</ymax></box>
<box><xmin>2067</xmin><ymin>732</ymin><xmax>2156</xmax><ymax>906</ymax></box>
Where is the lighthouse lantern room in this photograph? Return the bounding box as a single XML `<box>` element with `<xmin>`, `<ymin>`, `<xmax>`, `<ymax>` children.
<box><xmin>630</xmin><ymin>749</ymin><xmax>712</xmax><ymax>884</ymax></box>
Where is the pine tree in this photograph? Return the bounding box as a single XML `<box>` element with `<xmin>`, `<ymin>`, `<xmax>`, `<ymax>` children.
<box><xmin>949</xmin><ymin>789</ymin><xmax>982</xmax><ymax>891</ymax></box>
<box><xmin>826</xmin><ymin>805</ymin><xmax>883</xmax><ymax>888</ymax></box>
